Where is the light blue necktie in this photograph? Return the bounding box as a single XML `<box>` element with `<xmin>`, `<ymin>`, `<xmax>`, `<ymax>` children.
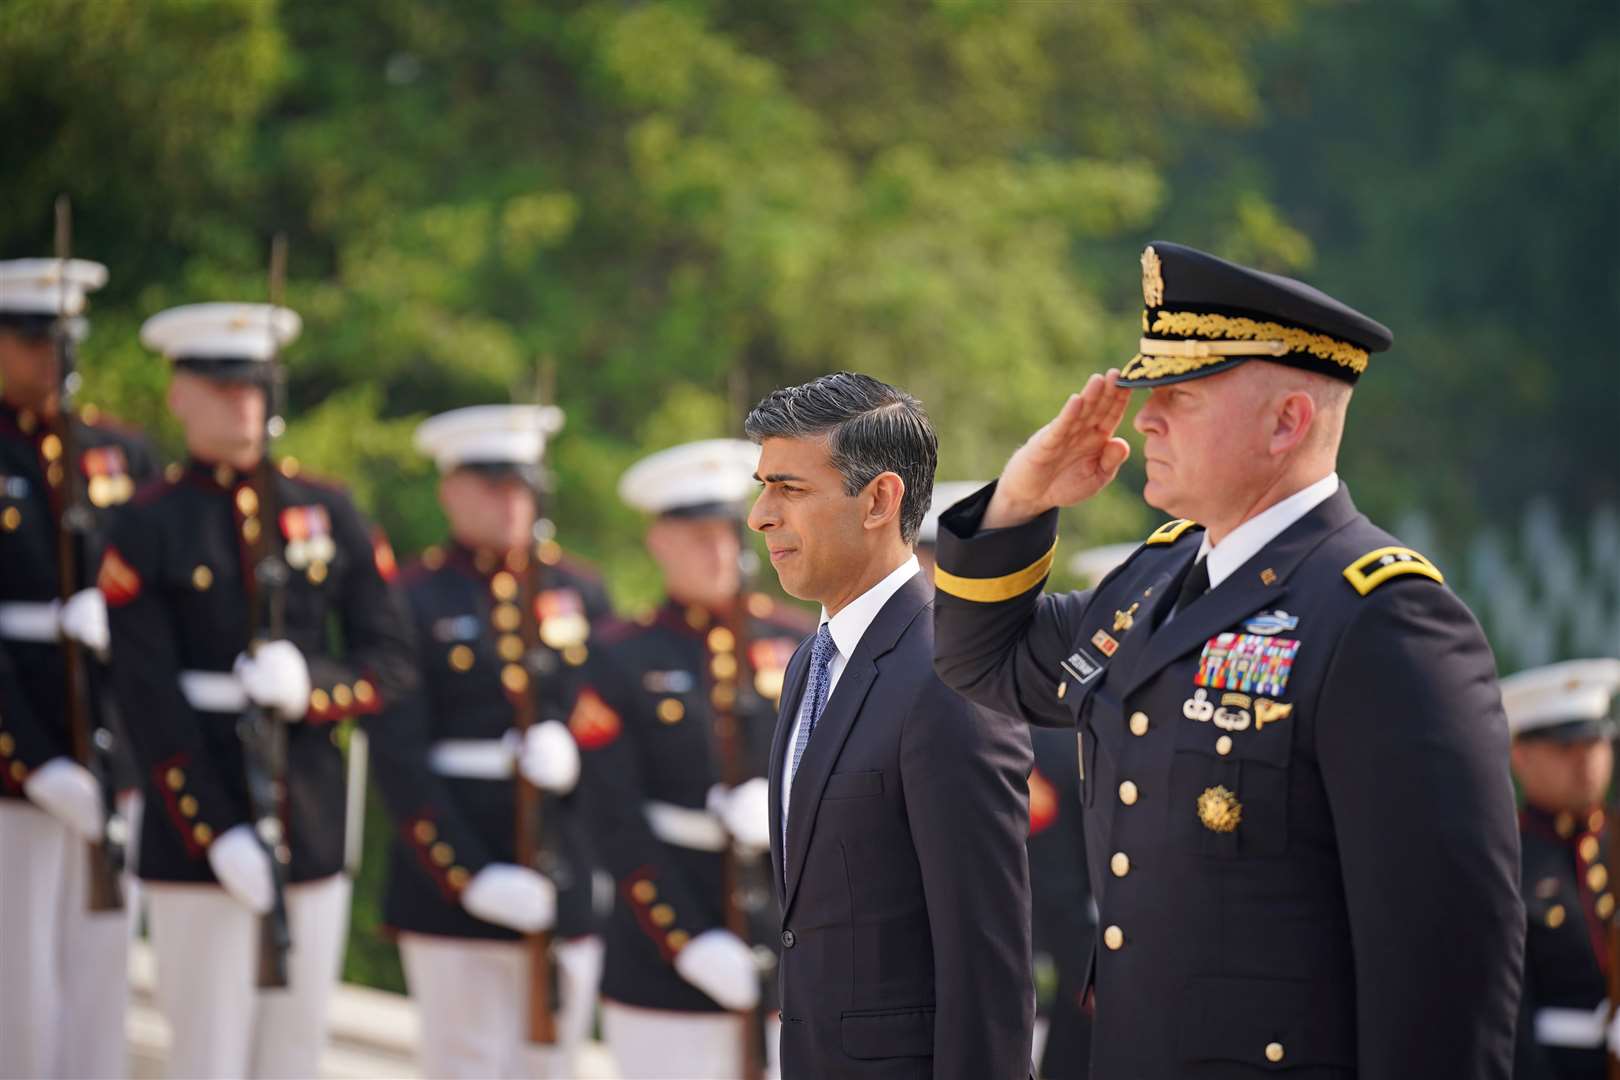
<box><xmin>791</xmin><ymin>624</ymin><xmax>837</xmax><ymax>781</ymax></box>
<box><xmin>785</xmin><ymin>624</ymin><xmax>837</xmax><ymax>861</ymax></box>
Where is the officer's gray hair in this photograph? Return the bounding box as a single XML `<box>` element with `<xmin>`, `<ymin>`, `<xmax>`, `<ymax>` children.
<box><xmin>744</xmin><ymin>372</ymin><xmax>938</xmax><ymax>546</ymax></box>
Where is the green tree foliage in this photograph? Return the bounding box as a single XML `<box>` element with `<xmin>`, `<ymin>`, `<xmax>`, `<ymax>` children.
<box><xmin>2</xmin><ymin>0</ymin><xmax>1321</xmax><ymax>990</ymax></box>
<box><xmin>1195</xmin><ymin>0</ymin><xmax>1620</xmax><ymax>529</ymax></box>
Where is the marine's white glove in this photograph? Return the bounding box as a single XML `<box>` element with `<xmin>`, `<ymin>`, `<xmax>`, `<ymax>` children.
<box><xmin>519</xmin><ymin>721</ymin><xmax>581</xmax><ymax>795</ymax></box>
<box><xmin>462</xmin><ymin>863</ymin><xmax>557</xmax><ymax>934</ymax></box>
<box><xmin>707</xmin><ymin>777</ymin><xmax>771</xmax><ymax>856</ymax></box>
<box><xmin>23</xmin><ymin>757</ymin><xmax>104</xmax><ymax>842</ymax></box>
<box><xmin>674</xmin><ymin>928</ymin><xmax>761</xmax><ymax>1011</ymax></box>
<box><xmin>233</xmin><ymin>640</ymin><xmax>312</xmax><ymax>721</ymax></box>
<box><xmin>207</xmin><ymin>823</ymin><xmax>275</xmax><ymax>915</ymax></box>
<box><xmin>58</xmin><ymin>588</ymin><xmax>109</xmax><ymax>655</ymax></box>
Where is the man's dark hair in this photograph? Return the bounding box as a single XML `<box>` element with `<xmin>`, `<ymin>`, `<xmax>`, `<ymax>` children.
<box><xmin>744</xmin><ymin>371</ymin><xmax>938</xmax><ymax>546</ymax></box>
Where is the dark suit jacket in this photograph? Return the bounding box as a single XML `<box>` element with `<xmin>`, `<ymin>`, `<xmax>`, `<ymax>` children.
<box><xmin>768</xmin><ymin>571</ymin><xmax>1035</xmax><ymax>1080</ymax></box>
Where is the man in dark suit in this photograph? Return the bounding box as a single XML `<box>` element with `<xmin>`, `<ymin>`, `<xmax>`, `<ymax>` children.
<box><xmin>932</xmin><ymin>242</ymin><xmax>1524</xmax><ymax>1078</ymax></box>
<box><xmin>745</xmin><ymin>372</ymin><xmax>1035</xmax><ymax>1080</ymax></box>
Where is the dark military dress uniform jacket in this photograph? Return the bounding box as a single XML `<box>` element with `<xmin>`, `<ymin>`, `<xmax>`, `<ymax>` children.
<box><xmin>0</xmin><ymin>402</ymin><xmax>158</xmax><ymax>798</ymax></box>
<box><xmin>574</xmin><ymin>595</ymin><xmax>809</xmax><ymax>1013</ymax></box>
<box><xmin>103</xmin><ymin>458</ymin><xmax>415</xmax><ymax>884</ymax></box>
<box><xmin>1515</xmin><ymin>804</ymin><xmax>1615</xmax><ymax>1079</ymax></box>
<box><xmin>933</xmin><ymin>482</ymin><xmax>1524</xmax><ymax>1079</ymax></box>
<box><xmin>369</xmin><ymin>541</ymin><xmax>612</xmax><ymax>941</ymax></box>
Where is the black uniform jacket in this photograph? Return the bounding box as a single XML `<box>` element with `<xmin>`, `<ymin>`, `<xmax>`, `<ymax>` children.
<box><xmin>769</xmin><ymin>571</ymin><xmax>1035</xmax><ymax>1080</ymax></box>
<box><xmin>932</xmin><ymin>482</ymin><xmax>1524</xmax><ymax>1080</ymax></box>
<box><xmin>1515</xmin><ymin>803</ymin><xmax>1613</xmax><ymax>1080</ymax></box>
<box><xmin>104</xmin><ymin>458</ymin><xmax>415</xmax><ymax>884</ymax></box>
<box><xmin>0</xmin><ymin>402</ymin><xmax>159</xmax><ymax>797</ymax></box>
<box><xmin>369</xmin><ymin>541</ymin><xmax>612</xmax><ymax>941</ymax></box>
<box><xmin>574</xmin><ymin>593</ymin><xmax>810</xmax><ymax>1013</ymax></box>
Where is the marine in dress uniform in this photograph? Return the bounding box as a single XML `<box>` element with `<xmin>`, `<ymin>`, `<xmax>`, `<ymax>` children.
<box><xmin>1504</xmin><ymin>659</ymin><xmax>1620</xmax><ymax>1078</ymax></box>
<box><xmin>102</xmin><ymin>302</ymin><xmax>416</xmax><ymax>1078</ymax></box>
<box><xmin>575</xmin><ymin>439</ymin><xmax>811</xmax><ymax>1080</ymax></box>
<box><xmin>0</xmin><ymin>257</ymin><xmax>158</xmax><ymax>1080</ymax></box>
<box><xmin>932</xmin><ymin>242</ymin><xmax>1524</xmax><ymax>1078</ymax></box>
<box><xmin>369</xmin><ymin>404</ymin><xmax>614</xmax><ymax>1079</ymax></box>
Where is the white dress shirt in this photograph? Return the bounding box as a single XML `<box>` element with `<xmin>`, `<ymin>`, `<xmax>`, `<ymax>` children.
<box><xmin>1196</xmin><ymin>472</ymin><xmax>1340</xmax><ymax>589</ymax></box>
<box><xmin>780</xmin><ymin>555</ymin><xmax>920</xmax><ymax>822</ymax></box>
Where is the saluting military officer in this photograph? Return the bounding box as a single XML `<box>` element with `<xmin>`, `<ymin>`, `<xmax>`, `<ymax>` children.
<box><xmin>369</xmin><ymin>404</ymin><xmax>615</xmax><ymax>1079</ymax></box>
<box><xmin>1503</xmin><ymin>659</ymin><xmax>1620</xmax><ymax>1078</ymax></box>
<box><xmin>101</xmin><ymin>302</ymin><xmax>416</xmax><ymax>1078</ymax></box>
<box><xmin>931</xmin><ymin>241</ymin><xmax>1524</xmax><ymax>1077</ymax></box>
<box><xmin>0</xmin><ymin>257</ymin><xmax>159</xmax><ymax>1079</ymax></box>
<box><xmin>573</xmin><ymin>439</ymin><xmax>811</xmax><ymax>1080</ymax></box>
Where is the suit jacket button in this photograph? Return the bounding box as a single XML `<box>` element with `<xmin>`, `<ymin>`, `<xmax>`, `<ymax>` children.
<box><xmin>1265</xmin><ymin>1042</ymin><xmax>1285</xmax><ymax>1063</ymax></box>
<box><xmin>781</xmin><ymin>929</ymin><xmax>796</xmax><ymax>948</ymax></box>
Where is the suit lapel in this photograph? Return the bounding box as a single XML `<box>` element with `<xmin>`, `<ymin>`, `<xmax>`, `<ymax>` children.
<box><xmin>1119</xmin><ymin>487</ymin><xmax>1364</xmax><ymax>698</ymax></box>
<box><xmin>782</xmin><ymin>574</ymin><xmax>930</xmax><ymax>915</ymax></box>
<box><xmin>768</xmin><ymin>637</ymin><xmax>815</xmax><ymax>907</ymax></box>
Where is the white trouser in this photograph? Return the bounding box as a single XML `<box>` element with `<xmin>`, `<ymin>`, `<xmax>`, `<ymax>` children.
<box><xmin>399</xmin><ymin>932</ymin><xmax>604</xmax><ymax>1079</ymax></box>
<box><xmin>0</xmin><ymin>798</ymin><xmax>132</xmax><ymax>1080</ymax></box>
<box><xmin>1032</xmin><ymin>1016</ymin><xmax>1050</xmax><ymax>1077</ymax></box>
<box><xmin>602</xmin><ymin>1000</ymin><xmax>783</xmax><ymax>1080</ymax></box>
<box><xmin>146</xmin><ymin>873</ymin><xmax>351</xmax><ymax>1079</ymax></box>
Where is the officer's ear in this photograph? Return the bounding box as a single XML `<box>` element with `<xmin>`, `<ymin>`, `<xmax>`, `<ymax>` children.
<box><xmin>1268</xmin><ymin>390</ymin><xmax>1316</xmax><ymax>459</ymax></box>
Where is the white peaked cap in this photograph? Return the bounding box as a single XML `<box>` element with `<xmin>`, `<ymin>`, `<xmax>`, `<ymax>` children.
<box><xmin>1500</xmin><ymin>658</ymin><xmax>1620</xmax><ymax>737</ymax></box>
<box><xmin>618</xmin><ymin>439</ymin><xmax>761</xmax><ymax>516</ymax></box>
<box><xmin>140</xmin><ymin>303</ymin><xmax>302</xmax><ymax>361</ymax></box>
<box><xmin>1069</xmin><ymin>542</ymin><xmax>1140</xmax><ymax>585</ymax></box>
<box><xmin>918</xmin><ymin>481</ymin><xmax>988</xmax><ymax>545</ymax></box>
<box><xmin>0</xmin><ymin>258</ymin><xmax>109</xmax><ymax>316</ymax></box>
<box><xmin>414</xmin><ymin>405</ymin><xmax>566</xmax><ymax>473</ymax></box>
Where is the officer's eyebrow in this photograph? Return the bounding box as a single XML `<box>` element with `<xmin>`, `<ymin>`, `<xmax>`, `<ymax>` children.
<box><xmin>755</xmin><ymin>472</ymin><xmax>808</xmax><ymax>484</ymax></box>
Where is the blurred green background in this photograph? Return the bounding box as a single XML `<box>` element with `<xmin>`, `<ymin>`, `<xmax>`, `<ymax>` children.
<box><xmin>3</xmin><ymin>0</ymin><xmax>1615</xmax><ymax>992</ymax></box>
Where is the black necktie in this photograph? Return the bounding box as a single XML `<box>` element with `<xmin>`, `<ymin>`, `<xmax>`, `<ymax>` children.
<box><xmin>1172</xmin><ymin>556</ymin><xmax>1211</xmax><ymax>616</ymax></box>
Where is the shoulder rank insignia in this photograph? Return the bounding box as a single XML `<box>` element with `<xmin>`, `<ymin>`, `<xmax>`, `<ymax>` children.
<box><xmin>1342</xmin><ymin>546</ymin><xmax>1444</xmax><ymax>596</ymax></box>
<box><xmin>1145</xmin><ymin>518</ymin><xmax>1199</xmax><ymax>545</ymax></box>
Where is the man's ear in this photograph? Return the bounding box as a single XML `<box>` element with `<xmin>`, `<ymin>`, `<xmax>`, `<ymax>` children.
<box><xmin>1270</xmin><ymin>390</ymin><xmax>1316</xmax><ymax>457</ymax></box>
<box><xmin>863</xmin><ymin>472</ymin><xmax>906</xmax><ymax>533</ymax></box>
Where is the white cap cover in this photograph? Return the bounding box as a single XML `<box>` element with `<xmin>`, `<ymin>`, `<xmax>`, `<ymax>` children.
<box><xmin>0</xmin><ymin>258</ymin><xmax>108</xmax><ymax>316</ymax></box>
<box><xmin>1500</xmin><ymin>658</ymin><xmax>1620</xmax><ymax>738</ymax></box>
<box><xmin>140</xmin><ymin>302</ymin><xmax>301</xmax><ymax>362</ymax></box>
<box><xmin>618</xmin><ymin>439</ymin><xmax>761</xmax><ymax>516</ymax></box>
<box><xmin>413</xmin><ymin>405</ymin><xmax>566</xmax><ymax>473</ymax></box>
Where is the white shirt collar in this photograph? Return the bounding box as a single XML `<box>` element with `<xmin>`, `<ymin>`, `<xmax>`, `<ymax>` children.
<box><xmin>819</xmin><ymin>555</ymin><xmax>921</xmax><ymax>661</ymax></box>
<box><xmin>1196</xmin><ymin>473</ymin><xmax>1340</xmax><ymax>589</ymax></box>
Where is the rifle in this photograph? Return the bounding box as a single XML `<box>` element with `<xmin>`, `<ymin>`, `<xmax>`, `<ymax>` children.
<box><xmin>716</xmin><ymin>515</ymin><xmax>767</xmax><ymax>1080</ymax></box>
<box><xmin>237</xmin><ymin>233</ymin><xmax>292</xmax><ymax>988</ymax></box>
<box><xmin>514</xmin><ymin>507</ymin><xmax>558</xmax><ymax>1045</ymax></box>
<box><xmin>49</xmin><ymin>194</ymin><xmax>125</xmax><ymax>913</ymax></box>
<box><xmin>1607</xmin><ymin>769</ymin><xmax>1619</xmax><ymax>1078</ymax></box>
